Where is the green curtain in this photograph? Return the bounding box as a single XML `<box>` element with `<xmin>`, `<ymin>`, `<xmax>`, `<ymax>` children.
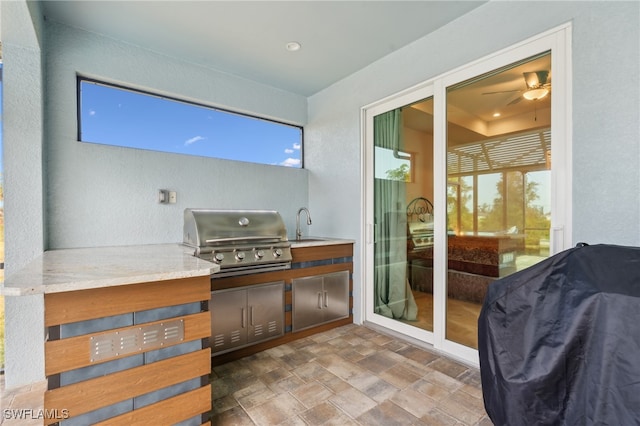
<box><xmin>373</xmin><ymin>109</ymin><xmax>417</xmax><ymax>320</ymax></box>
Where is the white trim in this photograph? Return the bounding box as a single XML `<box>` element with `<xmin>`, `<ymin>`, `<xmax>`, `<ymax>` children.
<box><xmin>361</xmin><ymin>23</ymin><xmax>573</xmax><ymax>366</ymax></box>
<box><xmin>550</xmin><ymin>25</ymin><xmax>573</xmax><ymax>252</ymax></box>
<box><xmin>359</xmin><ymin>107</ymin><xmax>367</xmax><ymax>325</ymax></box>
<box><xmin>433</xmin><ymin>77</ymin><xmax>447</xmax><ymax>352</ymax></box>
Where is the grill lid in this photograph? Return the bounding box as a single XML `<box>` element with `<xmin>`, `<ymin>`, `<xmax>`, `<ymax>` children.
<box><xmin>184</xmin><ymin>209</ymin><xmax>288</xmax><ymax>249</ymax></box>
<box><xmin>183</xmin><ymin>209</ymin><xmax>292</xmax><ymax>277</ymax></box>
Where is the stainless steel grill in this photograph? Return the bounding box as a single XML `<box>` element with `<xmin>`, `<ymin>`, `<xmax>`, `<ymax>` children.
<box><xmin>183</xmin><ymin>208</ymin><xmax>292</xmax><ymax>277</ymax></box>
<box><xmin>407</xmin><ymin>197</ymin><xmax>434</xmax><ymax>250</ymax></box>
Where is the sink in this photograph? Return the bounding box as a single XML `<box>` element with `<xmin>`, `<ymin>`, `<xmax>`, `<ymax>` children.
<box><xmin>290</xmin><ymin>236</ymin><xmax>354</xmax><ymax>247</ymax></box>
<box><xmin>291</xmin><ymin>236</ymin><xmax>335</xmax><ymax>247</ymax></box>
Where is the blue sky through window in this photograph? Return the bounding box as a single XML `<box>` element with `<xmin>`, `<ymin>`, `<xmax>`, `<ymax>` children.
<box><xmin>79</xmin><ymin>80</ymin><xmax>302</xmax><ymax>167</ymax></box>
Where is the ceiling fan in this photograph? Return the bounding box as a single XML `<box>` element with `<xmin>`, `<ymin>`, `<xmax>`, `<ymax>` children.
<box><xmin>483</xmin><ymin>70</ymin><xmax>551</xmax><ymax>105</ymax></box>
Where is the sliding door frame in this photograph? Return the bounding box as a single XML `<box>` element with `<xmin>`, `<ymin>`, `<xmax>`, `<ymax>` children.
<box><xmin>362</xmin><ymin>84</ymin><xmax>436</xmax><ymax>346</ymax></box>
<box><xmin>362</xmin><ymin>23</ymin><xmax>572</xmax><ymax>366</ymax></box>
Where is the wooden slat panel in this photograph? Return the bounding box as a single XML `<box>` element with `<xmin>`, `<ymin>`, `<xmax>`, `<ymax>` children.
<box><xmin>287</xmin><ymin>263</ymin><xmax>353</xmax><ymax>279</ymax></box>
<box><xmin>291</xmin><ymin>243</ymin><xmax>353</xmax><ymax>263</ymax></box>
<box><xmin>211</xmin><ymin>272</ymin><xmax>289</xmax><ymax>290</ymax></box>
<box><xmin>45</xmin><ymin>276</ymin><xmax>210</xmax><ymax>326</ymax></box>
<box><xmin>45</xmin><ymin>312</ymin><xmax>210</xmax><ymax>375</ymax></box>
<box><xmin>93</xmin><ymin>385</ymin><xmax>211</xmax><ymax>426</ymax></box>
<box><xmin>44</xmin><ymin>349</ymin><xmax>210</xmax><ymax>424</ymax></box>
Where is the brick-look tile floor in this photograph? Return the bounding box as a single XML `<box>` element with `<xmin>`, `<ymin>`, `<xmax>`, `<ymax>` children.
<box><xmin>0</xmin><ymin>376</ymin><xmax>47</xmax><ymax>426</ymax></box>
<box><xmin>211</xmin><ymin>324</ymin><xmax>493</xmax><ymax>425</ymax></box>
<box><xmin>0</xmin><ymin>324</ymin><xmax>493</xmax><ymax>425</ymax></box>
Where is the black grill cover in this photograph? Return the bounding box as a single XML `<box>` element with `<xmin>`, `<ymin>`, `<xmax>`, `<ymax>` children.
<box><xmin>478</xmin><ymin>244</ymin><xmax>640</xmax><ymax>426</ymax></box>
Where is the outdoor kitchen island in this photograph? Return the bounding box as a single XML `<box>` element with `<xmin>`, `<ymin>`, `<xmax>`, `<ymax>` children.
<box><xmin>209</xmin><ymin>237</ymin><xmax>355</xmax><ymax>365</ymax></box>
<box><xmin>1</xmin><ymin>244</ymin><xmax>219</xmax><ymax>425</ymax></box>
<box><xmin>181</xmin><ymin>209</ymin><xmax>355</xmax><ymax>366</ymax></box>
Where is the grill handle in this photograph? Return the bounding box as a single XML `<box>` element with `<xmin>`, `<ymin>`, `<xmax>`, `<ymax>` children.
<box><xmin>205</xmin><ymin>235</ymin><xmax>283</xmax><ymax>244</ymax></box>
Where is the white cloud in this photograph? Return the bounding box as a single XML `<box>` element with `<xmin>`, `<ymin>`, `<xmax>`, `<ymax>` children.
<box><xmin>280</xmin><ymin>158</ymin><xmax>301</xmax><ymax>167</ymax></box>
<box><xmin>184</xmin><ymin>135</ymin><xmax>206</xmax><ymax>146</ymax></box>
<box><xmin>293</xmin><ymin>143</ymin><xmax>301</xmax><ymax>150</ymax></box>
<box><xmin>284</xmin><ymin>148</ymin><xmax>294</xmax><ymax>154</ymax></box>
<box><xmin>89</xmin><ymin>109</ymin><xmax>96</xmax><ymax>116</ymax></box>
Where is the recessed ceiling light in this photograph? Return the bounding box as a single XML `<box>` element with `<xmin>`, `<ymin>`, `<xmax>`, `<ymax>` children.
<box><xmin>493</xmin><ymin>112</ymin><xmax>501</xmax><ymax>117</ymax></box>
<box><xmin>286</xmin><ymin>41</ymin><xmax>301</xmax><ymax>52</ymax></box>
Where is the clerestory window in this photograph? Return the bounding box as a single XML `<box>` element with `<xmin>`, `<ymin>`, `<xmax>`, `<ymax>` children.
<box><xmin>77</xmin><ymin>78</ymin><xmax>303</xmax><ymax>168</ymax></box>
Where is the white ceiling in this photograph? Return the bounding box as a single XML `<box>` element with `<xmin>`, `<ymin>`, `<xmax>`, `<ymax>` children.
<box><xmin>40</xmin><ymin>1</ymin><xmax>486</xmax><ymax>97</ymax></box>
<box><xmin>39</xmin><ymin>1</ymin><xmax>550</xmax><ymax>142</ymax></box>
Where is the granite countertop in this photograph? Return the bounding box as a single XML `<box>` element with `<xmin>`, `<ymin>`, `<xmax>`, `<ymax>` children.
<box><xmin>290</xmin><ymin>237</ymin><xmax>355</xmax><ymax>248</ymax></box>
<box><xmin>1</xmin><ymin>244</ymin><xmax>219</xmax><ymax>296</ymax></box>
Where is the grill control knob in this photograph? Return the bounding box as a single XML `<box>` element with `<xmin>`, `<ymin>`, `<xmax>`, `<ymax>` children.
<box><xmin>255</xmin><ymin>250</ymin><xmax>265</xmax><ymax>259</ymax></box>
<box><xmin>273</xmin><ymin>248</ymin><xmax>283</xmax><ymax>257</ymax></box>
<box><xmin>214</xmin><ymin>253</ymin><xmax>225</xmax><ymax>263</ymax></box>
<box><xmin>235</xmin><ymin>252</ymin><xmax>246</xmax><ymax>261</ymax></box>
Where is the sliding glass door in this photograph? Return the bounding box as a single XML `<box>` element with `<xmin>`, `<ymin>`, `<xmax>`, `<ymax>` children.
<box><xmin>372</xmin><ymin>97</ymin><xmax>435</xmax><ymax>339</ymax></box>
<box><xmin>364</xmin><ymin>25</ymin><xmax>571</xmax><ymax>364</ymax></box>
<box><xmin>445</xmin><ymin>52</ymin><xmax>552</xmax><ymax>350</ymax></box>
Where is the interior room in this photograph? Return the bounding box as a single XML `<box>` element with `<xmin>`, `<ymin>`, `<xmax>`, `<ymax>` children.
<box><xmin>1</xmin><ymin>1</ymin><xmax>638</xmax><ymax>425</ymax></box>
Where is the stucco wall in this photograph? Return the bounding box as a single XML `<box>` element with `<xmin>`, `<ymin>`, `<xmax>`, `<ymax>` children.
<box><xmin>44</xmin><ymin>22</ymin><xmax>310</xmax><ymax>249</ymax></box>
<box><xmin>306</xmin><ymin>1</ymin><xmax>640</xmax><ymax>323</ymax></box>
<box><xmin>1</xmin><ymin>1</ymin><xmax>46</xmax><ymax>388</ymax></box>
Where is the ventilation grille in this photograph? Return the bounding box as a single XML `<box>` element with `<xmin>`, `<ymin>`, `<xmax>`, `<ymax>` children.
<box><xmin>90</xmin><ymin>319</ymin><xmax>184</xmax><ymax>362</ymax></box>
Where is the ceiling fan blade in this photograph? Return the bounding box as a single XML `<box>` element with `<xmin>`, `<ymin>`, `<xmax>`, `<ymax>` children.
<box><xmin>507</xmin><ymin>95</ymin><xmax>524</xmax><ymax>106</ymax></box>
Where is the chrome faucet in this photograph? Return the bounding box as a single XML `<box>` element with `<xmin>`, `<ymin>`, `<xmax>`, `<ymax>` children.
<box><xmin>296</xmin><ymin>207</ymin><xmax>312</xmax><ymax>240</ymax></box>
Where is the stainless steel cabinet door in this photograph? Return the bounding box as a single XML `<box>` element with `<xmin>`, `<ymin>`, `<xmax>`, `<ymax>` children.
<box><xmin>247</xmin><ymin>282</ymin><xmax>284</xmax><ymax>343</ymax></box>
<box><xmin>210</xmin><ymin>288</ymin><xmax>248</xmax><ymax>353</ymax></box>
<box><xmin>322</xmin><ymin>271</ymin><xmax>350</xmax><ymax>323</ymax></box>
<box><xmin>292</xmin><ymin>275</ymin><xmax>324</xmax><ymax>331</ymax></box>
<box><xmin>292</xmin><ymin>271</ymin><xmax>349</xmax><ymax>332</ymax></box>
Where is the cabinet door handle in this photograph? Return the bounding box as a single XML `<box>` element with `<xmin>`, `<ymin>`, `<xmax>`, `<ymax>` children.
<box><xmin>250</xmin><ymin>306</ymin><xmax>254</xmax><ymax>326</ymax></box>
<box><xmin>241</xmin><ymin>307</ymin><xmax>246</xmax><ymax>328</ymax></box>
<box><xmin>317</xmin><ymin>292</ymin><xmax>323</xmax><ymax>309</ymax></box>
<box><xmin>323</xmin><ymin>290</ymin><xmax>329</xmax><ymax>308</ymax></box>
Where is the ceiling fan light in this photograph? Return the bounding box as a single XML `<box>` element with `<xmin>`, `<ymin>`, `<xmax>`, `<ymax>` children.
<box><xmin>523</xmin><ymin>87</ymin><xmax>549</xmax><ymax>101</ymax></box>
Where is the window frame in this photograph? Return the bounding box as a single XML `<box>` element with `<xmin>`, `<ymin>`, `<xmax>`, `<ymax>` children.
<box><xmin>76</xmin><ymin>76</ymin><xmax>305</xmax><ymax>168</ymax></box>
